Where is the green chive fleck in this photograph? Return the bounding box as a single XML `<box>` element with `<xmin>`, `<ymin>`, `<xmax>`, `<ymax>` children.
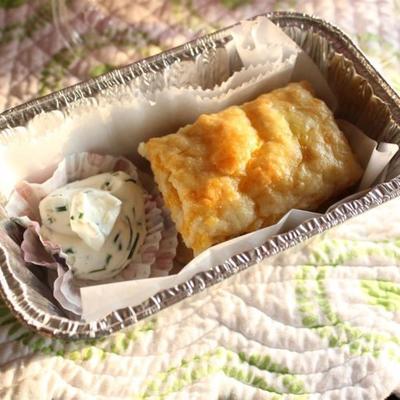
<box><xmin>65</xmin><ymin>248</ymin><xmax>74</xmax><ymax>254</ymax></box>
<box><xmin>89</xmin><ymin>267</ymin><xmax>106</xmax><ymax>274</ymax></box>
<box><xmin>128</xmin><ymin>233</ymin><xmax>140</xmax><ymax>259</ymax></box>
<box><xmin>126</xmin><ymin>216</ymin><xmax>133</xmax><ymax>248</ymax></box>
<box><xmin>105</xmin><ymin>254</ymin><xmax>112</xmax><ymax>265</ymax></box>
<box><xmin>113</xmin><ymin>233</ymin><xmax>120</xmax><ymax>243</ymax></box>
<box><xmin>55</xmin><ymin>206</ymin><xmax>67</xmax><ymax>212</ymax></box>
<box><xmin>118</xmin><ymin>244</ymin><xmax>122</xmax><ymax>251</ymax></box>
<box><xmin>70</xmin><ymin>216</ymin><xmax>74</xmax><ymax>220</ymax></box>
<box><xmin>47</xmin><ymin>217</ymin><xmax>54</xmax><ymax>224</ymax></box>
<box><xmin>79</xmin><ymin>212</ymin><xmax>84</xmax><ymax>219</ymax></box>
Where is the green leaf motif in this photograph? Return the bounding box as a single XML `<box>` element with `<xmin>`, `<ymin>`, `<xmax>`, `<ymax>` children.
<box><xmin>7</xmin><ymin>322</ymin><xmax>22</xmax><ymax>337</ymax></box>
<box><xmin>25</xmin><ymin>319</ymin><xmax>156</xmax><ymax>361</ymax></box>
<box><xmin>89</xmin><ymin>64</ymin><xmax>115</xmax><ymax>78</ymax></box>
<box><xmin>220</xmin><ymin>0</ymin><xmax>250</xmax><ymax>9</ymax></box>
<box><xmin>362</xmin><ymin>280</ymin><xmax>400</xmax><ymax>312</ymax></box>
<box><xmin>137</xmin><ymin>347</ymin><xmax>307</xmax><ymax>399</ymax></box>
<box><xmin>0</xmin><ymin>0</ymin><xmax>28</xmax><ymax>9</ymax></box>
<box><xmin>0</xmin><ymin>305</ymin><xmax>158</xmax><ymax>362</ymax></box>
<box><xmin>293</xmin><ymin>240</ymin><xmax>400</xmax><ymax>365</ymax></box>
<box><xmin>0</xmin><ymin>2</ymin><xmax>52</xmax><ymax>46</ymax></box>
<box><xmin>38</xmin><ymin>27</ymin><xmax>166</xmax><ymax>96</ymax></box>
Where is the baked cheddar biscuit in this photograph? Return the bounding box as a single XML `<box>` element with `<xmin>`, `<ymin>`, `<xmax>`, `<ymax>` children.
<box><xmin>139</xmin><ymin>81</ymin><xmax>363</xmax><ymax>254</ymax></box>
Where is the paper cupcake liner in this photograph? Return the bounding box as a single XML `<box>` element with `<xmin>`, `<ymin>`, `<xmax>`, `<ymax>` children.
<box><xmin>54</xmin><ymin>193</ymin><xmax>178</xmax><ymax>315</ymax></box>
<box><xmin>52</xmin><ymin>265</ymin><xmax>82</xmax><ymax>316</ymax></box>
<box><xmin>150</xmin><ymin>225</ymin><xmax>179</xmax><ymax>277</ymax></box>
<box><xmin>150</xmin><ymin>194</ymin><xmax>178</xmax><ymax>277</ymax></box>
<box><xmin>19</xmin><ymin>218</ymin><xmax>60</xmax><ymax>269</ymax></box>
<box><xmin>134</xmin><ymin>173</ymin><xmax>179</xmax><ymax>277</ymax></box>
<box><xmin>5</xmin><ymin>152</ymin><xmax>178</xmax><ymax>316</ymax></box>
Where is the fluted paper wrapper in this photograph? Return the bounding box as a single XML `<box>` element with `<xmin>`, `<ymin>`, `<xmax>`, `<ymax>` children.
<box><xmin>5</xmin><ymin>153</ymin><xmax>177</xmax><ymax>317</ymax></box>
<box><xmin>0</xmin><ymin>14</ymin><xmax>399</xmax><ymax>334</ymax></box>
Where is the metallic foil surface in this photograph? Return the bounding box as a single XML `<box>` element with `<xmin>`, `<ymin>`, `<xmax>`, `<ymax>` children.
<box><xmin>0</xmin><ymin>12</ymin><xmax>399</xmax><ymax>339</ymax></box>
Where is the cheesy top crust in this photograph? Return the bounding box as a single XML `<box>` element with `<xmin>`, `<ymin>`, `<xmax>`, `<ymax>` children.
<box><xmin>139</xmin><ymin>81</ymin><xmax>363</xmax><ymax>254</ymax></box>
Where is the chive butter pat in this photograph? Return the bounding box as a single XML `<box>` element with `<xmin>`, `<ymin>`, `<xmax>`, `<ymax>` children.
<box><xmin>39</xmin><ymin>171</ymin><xmax>146</xmax><ymax>281</ymax></box>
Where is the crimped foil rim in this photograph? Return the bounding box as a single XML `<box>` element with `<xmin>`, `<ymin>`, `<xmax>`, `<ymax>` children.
<box><xmin>1</xmin><ymin>177</ymin><xmax>400</xmax><ymax>339</ymax></box>
<box><xmin>270</xmin><ymin>12</ymin><xmax>400</xmax><ymax>120</ymax></box>
<box><xmin>0</xmin><ymin>12</ymin><xmax>399</xmax><ymax>339</ymax></box>
<box><xmin>1</xmin><ymin>12</ymin><xmax>399</xmax><ymax>129</ymax></box>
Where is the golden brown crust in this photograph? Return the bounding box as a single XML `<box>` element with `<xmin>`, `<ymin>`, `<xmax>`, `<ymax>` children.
<box><xmin>139</xmin><ymin>81</ymin><xmax>363</xmax><ymax>254</ymax></box>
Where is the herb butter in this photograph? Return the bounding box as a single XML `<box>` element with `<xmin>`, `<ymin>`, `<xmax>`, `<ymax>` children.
<box><xmin>39</xmin><ymin>171</ymin><xmax>146</xmax><ymax>281</ymax></box>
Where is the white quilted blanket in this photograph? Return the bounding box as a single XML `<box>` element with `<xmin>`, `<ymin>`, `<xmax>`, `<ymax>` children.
<box><xmin>0</xmin><ymin>196</ymin><xmax>400</xmax><ymax>399</ymax></box>
<box><xmin>0</xmin><ymin>1</ymin><xmax>400</xmax><ymax>399</ymax></box>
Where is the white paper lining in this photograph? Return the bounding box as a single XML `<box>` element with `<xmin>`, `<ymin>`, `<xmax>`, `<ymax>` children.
<box><xmin>0</xmin><ymin>17</ymin><xmax>397</xmax><ymax>320</ymax></box>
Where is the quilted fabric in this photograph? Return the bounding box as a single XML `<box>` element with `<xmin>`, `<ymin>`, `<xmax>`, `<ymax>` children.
<box><xmin>1</xmin><ymin>195</ymin><xmax>400</xmax><ymax>399</ymax></box>
<box><xmin>0</xmin><ymin>0</ymin><xmax>399</xmax><ymax>111</ymax></box>
<box><xmin>0</xmin><ymin>1</ymin><xmax>399</xmax><ymax>399</ymax></box>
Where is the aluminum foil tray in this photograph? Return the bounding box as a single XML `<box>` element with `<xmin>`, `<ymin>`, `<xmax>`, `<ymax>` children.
<box><xmin>0</xmin><ymin>12</ymin><xmax>400</xmax><ymax>339</ymax></box>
